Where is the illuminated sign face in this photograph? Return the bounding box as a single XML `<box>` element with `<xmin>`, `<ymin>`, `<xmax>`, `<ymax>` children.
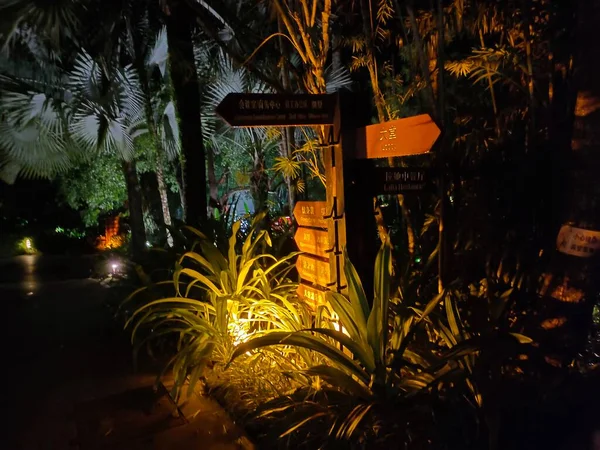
<box><xmin>357</xmin><ymin>114</ymin><xmax>440</xmax><ymax>159</ymax></box>
<box><xmin>294</xmin><ymin>228</ymin><xmax>330</xmax><ymax>258</ymax></box>
<box><xmin>296</xmin><ymin>255</ymin><xmax>331</xmax><ymax>287</ymax></box>
<box><xmin>297</xmin><ymin>284</ymin><xmax>327</xmax><ymax>308</ymax></box>
<box><xmin>294</xmin><ymin>201</ymin><xmax>328</xmax><ymax>229</ymax></box>
<box><xmin>216</xmin><ymin>93</ymin><xmax>336</xmax><ymax>127</ymax></box>
<box><xmin>557</xmin><ymin>225</ymin><xmax>600</xmax><ymax>257</ymax></box>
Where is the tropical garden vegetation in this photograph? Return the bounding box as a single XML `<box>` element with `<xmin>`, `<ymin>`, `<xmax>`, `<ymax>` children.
<box><xmin>2</xmin><ymin>0</ymin><xmax>600</xmax><ymax>448</ymax></box>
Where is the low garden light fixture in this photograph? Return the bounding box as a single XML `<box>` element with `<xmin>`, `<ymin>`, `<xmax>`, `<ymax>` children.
<box><xmin>18</xmin><ymin>237</ymin><xmax>37</xmax><ymax>255</ymax></box>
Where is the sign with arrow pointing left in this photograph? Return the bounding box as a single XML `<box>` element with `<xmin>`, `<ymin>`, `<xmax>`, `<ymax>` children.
<box><xmin>216</xmin><ymin>93</ymin><xmax>336</xmax><ymax>127</ymax></box>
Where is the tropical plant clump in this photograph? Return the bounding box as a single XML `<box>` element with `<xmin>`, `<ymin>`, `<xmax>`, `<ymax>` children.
<box><xmin>126</xmin><ymin>218</ymin><xmax>534</xmax><ymax>449</ymax></box>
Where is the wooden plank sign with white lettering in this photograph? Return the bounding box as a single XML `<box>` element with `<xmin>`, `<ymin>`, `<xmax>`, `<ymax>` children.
<box><xmin>294</xmin><ymin>228</ymin><xmax>330</xmax><ymax>258</ymax></box>
<box><xmin>296</xmin><ymin>255</ymin><xmax>331</xmax><ymax>287</ymax></box>
<box><xmin>556</xmin><ymin>225</ymin><xmax>600</xmax><ymax>257</ymax></box>
<box><xmin>354</xmin><ymin>114</ymin><xmax>440</xmax><ymax>159</ymax></box>
<box><xmin>297</xmin><ymin>283</ymin><xmax>328</xmax><ymax>309</ymax></box>
<box><xmin>293</xmin><ymin>201</ymin><xmax>328</xmax><ymax>229</ymax></box>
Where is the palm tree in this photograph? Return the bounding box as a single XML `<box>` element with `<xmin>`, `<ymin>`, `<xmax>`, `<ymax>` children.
<box><xmin>163</xmin><ymin>0</ymin><xmax>208</xmax><ymax>227</ymax></box>
<box><xmin>67</xmin><ymin>51</ymin><xmax>149</xmax><ymax>259</ymax></box>
<box><xmin>0</xmin><ymin>49</ymin><xmax>75</xmax><ymax>183</ymax></box>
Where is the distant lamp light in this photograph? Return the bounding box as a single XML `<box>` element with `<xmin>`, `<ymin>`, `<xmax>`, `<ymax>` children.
<box><xmin>110</xmin><ymin>262</ymin><xmax>119</xmax><ymax>274</ymax></box>
<box><xmin>146</xmin><ymin>241</ymin><xmax>151</xmax><ymax>247</ymax></box>
<box><xmin>25</xmin><ymin>238</ymin><xmax>32</xmax><ymax>249</ymax></box>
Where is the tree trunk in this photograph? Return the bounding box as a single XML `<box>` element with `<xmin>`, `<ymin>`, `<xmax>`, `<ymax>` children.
<box><xmin>206</xmin><ymin>144</ymin><xmax>219</xmax><ymax>217</ymax></box>
<box><xmin>250</xmin><ymin>149</ymin><xmax>268</xmax><ymax>214</ymax></box>
<box><xmin>166</xmin><ymin>1</ymin><xmax>207</xmax><ymax>228</ymax></box>
<box><xmin>122</xmin><ymin>160</ymin><xmax>147</xmax><ymax>261</ymax></box>
<box><xmin>154</xmin><ymin>152</ymin><xmax>174</xmax><ymax>246</ymax></box>
<box><xmin>277</xmin><ymin>17</ymin><xmax>296</xmax><ymax>217</ymax></box>
<box><xmin>538</xmin><ymin>0</ymin><xmax>600</xmax><ymax>365</ymax></box>
<box><xmin>138</xmin><ymin>68</ymin><xmax>174</xmax><ymax>246</ymax></box>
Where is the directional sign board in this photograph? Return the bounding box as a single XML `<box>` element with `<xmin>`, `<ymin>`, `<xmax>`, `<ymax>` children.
<box><xmin>295</xmin><ymin>228</ymin><xmax>330</xmax><ymax>258</ymax></box>
<box><xmin>294</xmin><ymin>201</ymin><xmax>328</xmax><ymax>229</ymax></box>
<box><xmin>296</xmin><ymin>255</ymin><xmax>331</xmax><ymax>287</ymax></box>
<box><xmin>216</xmin><ymin>93</ymin><xmax>336</xmax><ymax>127</ymax></box>
<box><xmin>355</xmin><ymin>114</ymin><xmax>440</xmax><ymax>159</ymax></box>
<box><xmin>373</xmin><ymin>168</ymin><xmax>428</xmax><ymax>194</ymax></box>
<box><xmin>297</xmin><ymin>283</ymin><xmax>328</xmax><ymax>309</ymax></box>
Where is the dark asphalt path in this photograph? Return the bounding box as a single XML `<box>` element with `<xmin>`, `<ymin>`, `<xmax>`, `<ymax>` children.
<box><xmin>0</xmin><ymin>255</ymin><xmax>251</xmax><ymax>450</ymax></box>
<box><xmin>0</xmin><ymin>255</ymin><xmax>133</xmax><ymax>449</ymax></box>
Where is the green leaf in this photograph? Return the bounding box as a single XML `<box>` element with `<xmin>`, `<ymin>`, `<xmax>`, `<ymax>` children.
<box><xmin>445</xmin><ymin>292</ymin><xmax>461</xmax><ymax>337</ymax></box>
<box><xmin>228</xmin><ymin>220</ymin><xmax>241</xmax><ymax>274</ymax></box>
<box><xmin>304</xmin><ymin>365</ymin><xmax>372</xmax><ymax>398</ymax></box>
<box><xmin>176</xmin><ymin>268</ymin><xmax>223</xmax><ymax>296</ymax></box>
<box><xmin>368</xmin><ymin>241</ymin><xmax>391</xmax><ymax>367</ymax></box>
<box><xmin>179</xmin><ymin>251</ymin><xmax>217</xmax><ymax>275</ymax></box>
<box><xmin>326</xmin><ymin>291</ymin><xmax>366</xmax><ymax>345</ymax></box>
<box><xmin>308</xmin><ymin>327</ymin><xmax>375</xmax><ymax>372</ymax></box>
<box><xmin>343</xmin><ymin>246</ymin><xmax>370</xmax><ymax>321</ymax></box>
<box><xmin>417</xmin><ymin>290</ymin><xmax>445</xmax><ymax>324</ymax></box>
<box><xmin>229</xmin><ymin>331</ymin><xmax>370</xmax><ymax>385</ymax></box>
<box><xmin>509</xmin><ymin>332</ymin><xmax>533</xmax><ymax>344</ymax></box>
<box><xmin>183</xmin><ymin>226</ymin><xmax>208</xmax><ymax>240</ymax></box>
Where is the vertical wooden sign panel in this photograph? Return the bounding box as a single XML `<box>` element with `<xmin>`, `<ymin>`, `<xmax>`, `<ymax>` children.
<box><xmin>323</xmin><ymin>95</ymin><xmax>347</xmax><ymax>294</ymax></box>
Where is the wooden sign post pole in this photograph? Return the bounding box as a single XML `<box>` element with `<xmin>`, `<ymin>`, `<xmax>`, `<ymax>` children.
<box><xmin>323</xmin><ymin>93</ymin><xmax>347</xmax><ymax>293</ymax></box>
<box><xmin>340</xmin><ymin>92</ymin><xmax>378</xmax><ymax>298</ymax></box>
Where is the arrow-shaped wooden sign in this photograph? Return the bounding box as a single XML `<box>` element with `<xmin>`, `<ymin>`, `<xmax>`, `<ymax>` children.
<box><xmin>354</xmin><ymin>114</ymin><xmax>441</xmax><ymax>159</ymax></box>
<box><xmin>293</xmin><ymin>201</ymin><xmax>328</xmax><ymax>229</ymax></box>
<box><xmin>294</xmin><ymin>228</ymin><xmax>330</xmax><ymax>258</ymax></box>
<box><xmin>216</xmin><ymin>93</ymin><xmax>336</xmax><ymax>127</ymax></box>
<box><xmin>296</xmin><ymin>255</ymin><xmax>331</xmax><ymax>287</ymax></box>
<box><xmin>297</xmin><ymin>283</ymin><xmax>328</xmax><ymax>309</ymax></box>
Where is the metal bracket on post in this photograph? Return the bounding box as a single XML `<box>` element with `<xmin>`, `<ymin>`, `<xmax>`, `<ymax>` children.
<box><xmin>323</xmin><ymin>198</ymin><xmax>344</xmax><ymax>220</ymax></box>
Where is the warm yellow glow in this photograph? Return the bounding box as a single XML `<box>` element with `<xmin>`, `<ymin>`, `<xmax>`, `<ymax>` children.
<box><xmin>331</xmin><ymin>312</ymin><xmax>350</xmax><ymax>337</ymax></box>
<box><xmin>228</xmin><ymin>314</ymin><xmax>255</xmax><ymax>347</ymax></box>
<box><xmin>18</xmin><ymin>237</ymin><xmax>37</xmax><ymax>255</ymax></box>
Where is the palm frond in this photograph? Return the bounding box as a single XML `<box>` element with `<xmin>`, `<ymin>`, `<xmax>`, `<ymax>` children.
<box><xmin>0</xmin><ymin>0</ymin><xmax>82</xmax><ymax>49</ymax></box>
<box><xmin>325</xmin><ymin>64</ymin><xmax>353</xmax><ymax>93</ymax></box>
<box><xmin>146</xmin><ymin>26</ymin><xmax>168</xmax><ymax>77</ymax></box>
<box><xmin>158</xmin><ymin>100</ymin><xmax>180</xmax><ymax>160</ymax></box>
<box><xmin>68</xmin><ymin>51</ymin><xmax>147</xmax><ymax>160</ymax></box>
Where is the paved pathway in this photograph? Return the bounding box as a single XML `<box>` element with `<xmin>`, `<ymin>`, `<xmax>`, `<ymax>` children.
<box><xmin>0</xmin><ymin>255</ymin><xmax>252</xmax><ymax>450</ymax></box>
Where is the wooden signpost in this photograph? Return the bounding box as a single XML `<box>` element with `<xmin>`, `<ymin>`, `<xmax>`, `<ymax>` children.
<box><xmin>216</xmin><ymin>93</ymin><xmax>336</xmax><ymax>127</ymax></box>
<box><xmin>296</xmin><ymin>283</ymin><xmax>327</xmax><ymax>309</ymax></box>
<box><xmin>372</xmin><ymin>167</ymin><xmax>428</xmax><ymax>194</ymax></box>
<box><xmin>354</xmin><ymin>114</ymin><xmax>440</xmax><ymax>159</ymax></box>
<box><xmin>216</xmin><ymin>91</ymin><xmax>442</xmax><ymax>311</ymax></box>
<box><xmin>294</xmin><ymin>201</ymin><xmax>328</xmax><ymax>228</ymax></box>
<box><xmin>293</xmin><ymin>200</ymin><xmax>334</xmax><ymax>306</ymax></box>
<box><xmin>296</xmin><ymin>255</ymin><xmax>332</xmax><ymax>287</ymax></box>
<box><xmin>294</xmin><ymin>228</ymin><xmax>330</xmax><ymax>258</ymax></box>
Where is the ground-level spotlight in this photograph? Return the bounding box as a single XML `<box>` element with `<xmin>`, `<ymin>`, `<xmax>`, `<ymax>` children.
<box><xmin>18</xmin><ymin>237</ymin><xmax>37</xmax><ymax>255</ymax></box>
<box><xmin>110</xmin><ymin>261</ymin><xmax>119</xmax><ymax>274</ymax></box>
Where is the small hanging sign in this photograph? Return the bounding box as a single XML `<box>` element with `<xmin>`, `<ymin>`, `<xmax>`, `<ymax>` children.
<box><xmin>556</xmin><ymin>225</ymin><xmax>600</xmax><ymax>257</ymax></box>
